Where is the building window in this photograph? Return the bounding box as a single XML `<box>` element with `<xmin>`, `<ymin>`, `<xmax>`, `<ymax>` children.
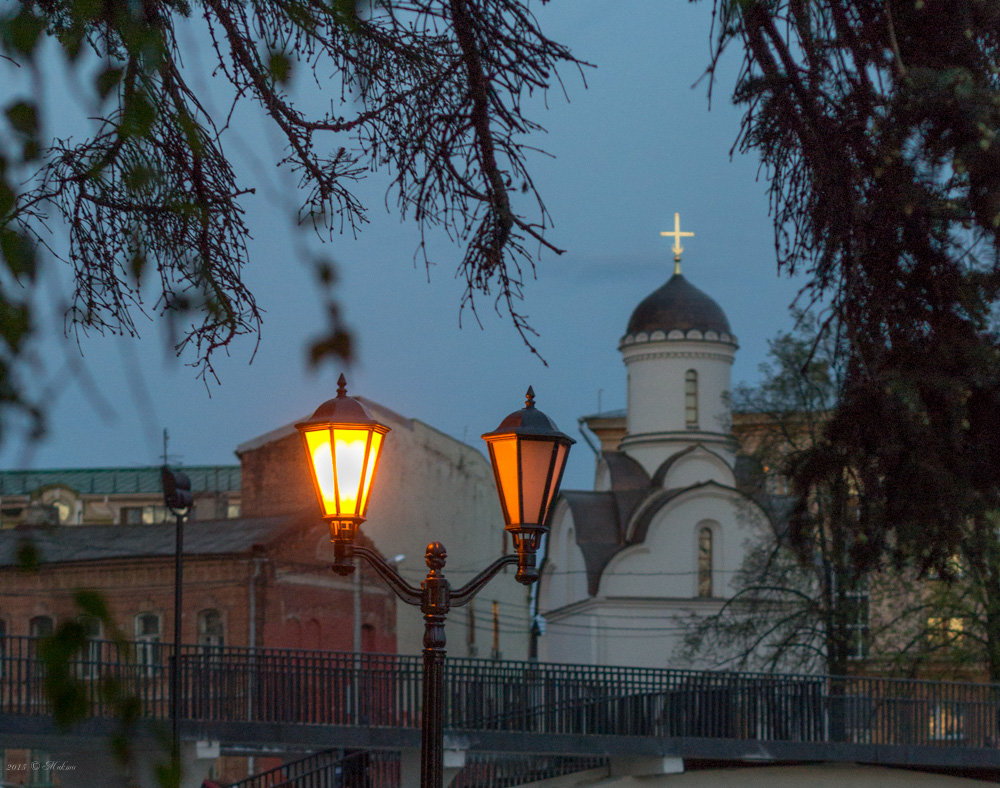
<box><xmin>135</xmin><ymin>613</ymin><xmax>161</xmax><ymax>676</ymax></box>
<box><xmin>685</xmin><ymin>370</ymin><xmax>698</xmax><ymax>428</ymax></box>
<box><xmin>197</xmin><ymin>609</ymin><xmax>225</xmax><ymax>649</ymax></box>
<box><xmin>697</xmin><ymin>526</ymin><xmax>713</xmax><ymax>597</ymax></box>
<box><xmin>77</xmin><ymin>616</ymin><xmax>103</xmax><ymax>679</ymax></box>
<box><xmin>29</xmin><ymin>616</ymin><xmax>54</xmax><ymax>638</ymax></box>
<box><xmin>121</xmin><ymin>505</ymin><xmax>171</xmax><ymax>525</ymax></box>
<box><xmin>845</xmin><ymin>587</ymin><xmax>871</xmax><ymax>660</ymax></box>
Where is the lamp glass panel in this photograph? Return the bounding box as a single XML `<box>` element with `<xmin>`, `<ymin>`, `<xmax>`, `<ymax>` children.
<box><xmin>304</xmin><ymin>429</ymin><xmax>336</xmax><ymax>517</ymax></box>
<box><xmin>541</xmin><ymin>442</ymin><xmax>569</xmax><ymax>523</ymax></box>
<box><xmin>489</xmin><ymin>436</ymin><xmax>521</xmax><ymax>524</ymax></box>
<box><xmin>333</xmin><ymin>427</ymin><xmax>371</xmax><ymax>517</ymax></box>
<box><xmin>359</xmin><ymin>429</ymin><xmax>384</xmax><ymax>516</ymax></box>
<box><xmin>519</xmin><ymin>439</ymin><xmax>556</xmax><ymax>525</ymax></box>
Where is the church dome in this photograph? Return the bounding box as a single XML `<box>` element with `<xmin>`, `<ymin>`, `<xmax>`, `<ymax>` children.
<box><xmin>623</xmin><ymin>273</ymin><xmax>733</xmax><ymax>342</ymax></box>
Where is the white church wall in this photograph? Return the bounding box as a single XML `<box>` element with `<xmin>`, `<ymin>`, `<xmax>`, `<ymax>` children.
<box><xmin>620</xmin><ymin>338</ymin><xmax>736</xmax><ymax>476</ymax></box>
<box><xmin>539</xmin><ymin>597</ymin><xmax>720</xmax><ymax>668</ymax></box>
<box><xmin>605</xmin><ymin>489</ymin><xmax>755</xmax><ymax>599</ymax></box>
<box><xmin>538</xmin><ymin>607</ymin><xmax>601</xmax><ymax>664</ymax></box>
<box><xmin>659</xmin><ymin>446</ymin><xmax>735</xmax><ymax>490</ymax></box>
<box><xmin>538</xmin><ymin>502</ymin><xmax>590</xmax><ymax>616</ymax></box>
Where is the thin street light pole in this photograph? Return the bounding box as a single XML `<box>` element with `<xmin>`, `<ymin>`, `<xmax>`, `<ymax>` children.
<box><xmin>171</xmin><ymin>505</ymin><xmax>184</xmax><ymax>757</ymax></box>
<box><xmin>161</xmin><ymin>465</ymin><xmax>193</xmax><ymax>760</ymax></box>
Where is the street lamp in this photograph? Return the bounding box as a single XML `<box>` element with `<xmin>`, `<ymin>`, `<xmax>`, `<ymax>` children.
<box><xmin>296</xmin><ymin>375</ymin><xmax>573</xmax><ymax>788</ymax></box>
<box><xmin>161</xmin><ymin>465</ymin><xmax>193</xmax><ymax>761</ymax></box>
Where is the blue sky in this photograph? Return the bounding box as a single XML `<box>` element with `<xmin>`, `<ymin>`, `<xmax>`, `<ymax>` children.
<box><xmin>2</xmin><ymin>1</ymin><xmax>805</xmax><ymax>491</ymax></box>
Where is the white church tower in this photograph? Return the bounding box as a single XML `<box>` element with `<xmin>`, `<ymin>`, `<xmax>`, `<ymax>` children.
<box><xmin>537</xmin><ymin>215</ymin><xmax>768</xmax><ymax>669</ymax></box>
<box><xmin>619</xmin><ymin>214</ymin><xmax>738</xmax><ymax>473</ymax></box>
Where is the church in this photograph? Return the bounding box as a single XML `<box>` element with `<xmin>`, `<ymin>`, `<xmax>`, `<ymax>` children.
<box><xmin>537</xmin><ymin>215</ymin><xmax>770</xmax><ymax>668</ymax></box>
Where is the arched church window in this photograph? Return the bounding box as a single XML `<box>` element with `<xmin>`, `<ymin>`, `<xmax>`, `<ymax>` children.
<box><xmin>697</xmin><ymin>526</ymin><xmax>713</xmax><ymax>597</ymax></box>
<box><xmin>685</xmin><ymin>370</ymin><xmax>698</xmax><ymax>427</ymax></box>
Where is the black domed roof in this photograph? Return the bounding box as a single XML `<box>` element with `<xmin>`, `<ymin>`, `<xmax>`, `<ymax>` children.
<box><xmin>624</xmin><ymin>273</ymin><xmax>732</xmax><ymax>338</ymax></box>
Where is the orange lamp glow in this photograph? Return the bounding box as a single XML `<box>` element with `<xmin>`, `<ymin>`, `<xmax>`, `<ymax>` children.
<box><xmin>296</xmin><ymin>375</ymin><xmax>390</xmax><ymax>542</ymax></box>
<box><xmin>482</xmin><ymin>387</ymin><xmax>574</xmax><ymax>533</ymax></box>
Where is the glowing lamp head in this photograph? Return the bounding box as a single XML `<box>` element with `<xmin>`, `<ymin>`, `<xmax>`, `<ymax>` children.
<box><xmin>296</xmin><ymin>375</ymin><xmax>390</xmax><ymax>545</ymax></box>
<box><xmin>482</xmin><ymin>387</ymin><xmax>574</xmax><ymax>584</ymax></box>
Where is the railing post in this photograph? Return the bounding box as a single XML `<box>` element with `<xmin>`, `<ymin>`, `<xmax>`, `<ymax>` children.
<box><xmin>828</xmin><ymin>675</ymin><xmax>847</xmax><ymax>742</ymax></box>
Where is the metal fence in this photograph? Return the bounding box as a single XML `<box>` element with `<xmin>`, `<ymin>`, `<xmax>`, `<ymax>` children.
<box><xmin>229</xmin><ymin>750</ymin><xmax>400</xmax><ymax>788</ymax></box>
<box><xmin>226</xmin><ymin>750</ymin><xmax>606</xmax><ymax>788</ymax></box>
<box><xmin>2</xmin><ymin>635</ymin><xmax>999</xmax><ymax>749</ymax></box>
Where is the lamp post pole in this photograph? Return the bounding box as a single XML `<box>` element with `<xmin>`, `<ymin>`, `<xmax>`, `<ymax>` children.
<box><xmin>161</xmin><ymin>466</ymin><xmax>193</xmax><ymax>760</ymax></box>
<box><xmin>296</xmin><ymin>377</ymin><xmax>573</xmax><ymax>788</ymax></box>
<box><xmin>346</xmin><ymin>542</ymin><xmax>518</xmax><ymax>787</ymax></box>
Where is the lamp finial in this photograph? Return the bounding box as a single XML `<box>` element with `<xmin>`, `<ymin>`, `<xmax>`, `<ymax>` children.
<box><xmin>337</xmin><ymin>374</ymin><xmax>347</xmax><ymax>398</ymax></box>
<box><xmin>525</xmin><ymin>386</ymin><xmax>535</xmax><ymax>409</ymax></box>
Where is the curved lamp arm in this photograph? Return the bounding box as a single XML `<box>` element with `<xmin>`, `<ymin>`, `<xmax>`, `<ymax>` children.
<box><xmin>353</xmin><ymin>545</ymin><xmax>423</xmax><ymax>607</ymax></box>
<box><xmin>451</xmin><ymin>554</ymin><xmax>518</xmax><ymax>608</ymax></box>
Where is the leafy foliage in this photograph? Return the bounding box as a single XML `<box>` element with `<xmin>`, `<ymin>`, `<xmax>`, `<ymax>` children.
<box><xmin>34</xmin><ymin>588</ymin><xmax>177</xmax><ymax>786</ymax></box>
<box><xmin>682</xmin><ymin>314</ymin><xmax>876</xmax><ymax>676</ymax></box>
<box><xmin>0</xmin><ymin>0</ymin><xmax>584</xmax><ymax>442</ymax></box>
<box><xmin>705</xmin><ymin>0</ymin><xmax>1000</xmax><ymax>574</ymax></box>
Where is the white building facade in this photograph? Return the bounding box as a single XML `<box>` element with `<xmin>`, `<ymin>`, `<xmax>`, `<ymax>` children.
<box><xmin>537</xmin><ymin>244</ymin><xmax>768</xmax><ymax>668</ymax></box>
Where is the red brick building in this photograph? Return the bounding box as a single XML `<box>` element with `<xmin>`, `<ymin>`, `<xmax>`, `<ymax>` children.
<box><xmin>0</xmin><ymin>515</ymin><xmax>395</xmax><ymax>653</ymax></box>
<box><xmin>0</xmin><ymin>462</ymin><xmax>397</xmax><ymax>785</ymax></box>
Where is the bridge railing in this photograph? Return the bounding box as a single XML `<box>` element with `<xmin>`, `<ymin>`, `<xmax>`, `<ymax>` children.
<box><xmin>1</xmin><ymin>635</ymin><xmax>998</xmax><ymax>750</ymax></box>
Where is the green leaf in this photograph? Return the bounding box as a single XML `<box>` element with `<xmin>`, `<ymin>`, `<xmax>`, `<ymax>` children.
<box><xmin>5</xmin><ymin>101</ymin><xmax>38</xmax><ymax>137</ymax></box>
<box><xmin>73</xmin><ymin>588</ymin><xmax>112</xmax><ymax>622</ymax></box>
<box><xmin>268</xmin><ymin>51</ymin><xmax>293</xmax><ymax>85</ymax></box>
<box><xmin>71</xmin><ymin>0</ymin><xmax>104</xmax><ymax>22</ymax></box>
<box><xmin>332</xmin><ymin>0</ymin><xmax>361</xmax><ymax>32</ymax></box>
<box><xmin>96</xmin><ymin>67</ymin><xmax>124</xmax><ymax>100</ymax></box>
<box><xmin>0</xmin><ymin>299</ymin><xmax>30</xmax><ymax>355</ymax></box>
<box><xmin>176</xmin><ymin>111</ymin><xmax>203</xmax><ymax>154</ymax></box>
<box><xmin>0</xmin><ymin>228</ymin><xmax>37</xmax><ymax>279</ymax></box>
<box><xmin>119</xmin><ymin>92</ymin><xmax>156</xmax><ymax>138</ymax></box>
<box><xmin>123</xmin><ymin>163</ymin><xmax>156</xmax><ymax>192</ymax></box>
<box><xmin>0</xmin><ymin>179</ymin><xmax>15</xmax><ymax>219</ymax></box>
<box><xmin>1</xmin><ymin>10</ymin><xmax>46</xmax><ymax>56</ymax></box>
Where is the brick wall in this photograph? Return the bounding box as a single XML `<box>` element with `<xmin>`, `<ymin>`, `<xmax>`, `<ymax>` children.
<box><xmin>0</xmin><ymin>520</ymin><xmax>396</xmax><ymax>654</ymax></box>
<box><xmin>238</xmin><ymin>430</ymin><xmax>315</xmax><ymax>518</ymax></box>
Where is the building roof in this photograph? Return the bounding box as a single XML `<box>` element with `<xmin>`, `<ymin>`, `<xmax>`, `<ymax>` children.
<box><xmin>0</xmin><ymin>515</ymin><xmax>291</xmax><ymax>566</ymax></box>
<box><xmin>623</xmin><ymin>273</ymin><xmax>732</xmax><ymax>340</ymax></box>
<box><xmin>0</xmin><ymin>466</ymin><xmax>241</xmax><ymax>496</ymax></box>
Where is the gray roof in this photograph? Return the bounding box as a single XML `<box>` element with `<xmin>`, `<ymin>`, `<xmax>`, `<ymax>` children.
<box><xmin>554</xmin><ymin>452</ymin><xmax>652</xmax><ymax>595</ymax></box>
<box><xmin>624</xmin><ymin>273</ymin><xmax>732</xmax><ymax>339</ymax></box>
<box><xmin>0</xmin><ymin>516</ymin><xmax>291</xmax><ymax>566</ymax></box>
<box><xmin>0</xmin><ymin>466</ymin><xmax>241</xmax><ymax>496</ymax></box>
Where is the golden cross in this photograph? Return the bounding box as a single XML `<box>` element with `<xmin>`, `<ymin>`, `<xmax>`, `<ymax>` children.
<box><xmin>660</xmin><ymin>212</ymin><xmax>694</xmax><ymax>274</ymax></box>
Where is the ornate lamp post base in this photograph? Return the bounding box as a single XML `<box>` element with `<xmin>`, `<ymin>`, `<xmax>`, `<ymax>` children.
<box><xmin>344</xmin><ymin>542</ymin><xmax>517</xmax><ymax>788</ymax></box>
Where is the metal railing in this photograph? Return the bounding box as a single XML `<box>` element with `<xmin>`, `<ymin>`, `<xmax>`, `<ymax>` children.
<box><xmin>227</xmin><ymin>749</ymin><xmax>606</xmax><ymax>788</ymax></box>
<box><xmin>229</xmin><ymin>750</ymin><xmax>400</xmax><ymax>788</ymax></box>
<box><xmin>1</xmin><ymin>635</ymin><xmax>999</xmax><ymax>750</ymax></box>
